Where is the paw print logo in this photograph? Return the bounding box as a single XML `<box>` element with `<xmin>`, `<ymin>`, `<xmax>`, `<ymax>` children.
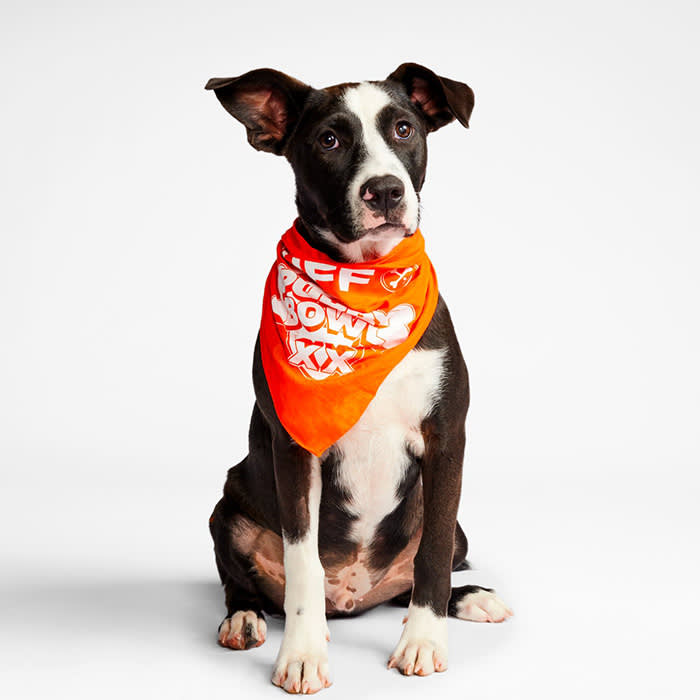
<box><xmin>380</xmin><ymin>265</ymin><xmax>419</xmax><ymax>292</ymax></box>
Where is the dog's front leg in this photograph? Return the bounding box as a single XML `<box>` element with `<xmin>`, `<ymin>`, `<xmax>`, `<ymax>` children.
<box><xmin>388</xmin><ymin>418</ymin><xmax>465</xmax><ymax>676</ymax></box>
<box><xmin>270</xmin><ymin>439</ymin><xmax>331</xmax><ymax>694</ymax></box>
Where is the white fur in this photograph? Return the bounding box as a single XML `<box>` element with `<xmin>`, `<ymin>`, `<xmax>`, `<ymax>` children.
<box><xmin>334</xmin><ymin>348</ymin><xmax>446</xmax><ymax>545</ymax></box>
<box><xmin>455</xmin><ymin>589</ymin><xmax>513</xmax><ymax>623</ymax></box>
<box><xmin>272</xmin><ymin>457</ymin><xmax>331</xmax><ymax>693</ymax></box>
<box><xmin>218</xmin><ymin>610</ymin><xmax>266</xmax><ymax>648</ymax></box>
<box><xmin>343</xmin><ymin>83</ymin><xmax>420</xmax><ymax>243</ymax></box>
<box><xmin>318</xmin><ymin>227</ymin><xmax>408</xmax><ymax>263</ymax></box>
<box><xmin>389</xmin><ymin>604</ymin><xmax>449</xmax><ymax>675</ymax></box>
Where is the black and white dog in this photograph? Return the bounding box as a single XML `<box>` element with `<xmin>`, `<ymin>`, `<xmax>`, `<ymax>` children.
<box><xmin>206</xmin><ymin>63</ymin><xmax>511</xmax><ymax>694</ymax></box>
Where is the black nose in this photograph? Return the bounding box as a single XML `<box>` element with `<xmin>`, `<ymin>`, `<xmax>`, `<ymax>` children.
<box><xmin>360</xmin><ymin>175</ymin><xmax>405</xmax><ymax>213</ymax></box>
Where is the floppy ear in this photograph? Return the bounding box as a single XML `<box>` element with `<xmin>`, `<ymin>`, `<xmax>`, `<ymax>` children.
<box><xmin>205</xmin><ymin>69</ymin><xmax>313</xmax><ymax>154</ymax></box>
<box><xmin>387</xmin><ymin>63</ymin><xmax>474</xmax><ymax>131</ymax></box>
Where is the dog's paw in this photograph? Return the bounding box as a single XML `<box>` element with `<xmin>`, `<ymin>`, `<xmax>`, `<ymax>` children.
<box><xmin>218</xmin><ymin>610</ymin><xmax>266</xmax><ymax>650</ymax></box>
<box><xmin>453</xmin><ymin>588</ymin><xmax>513</xmax><ymax>623</ymax></box>
<box><xmin>388</xmin><ymin>605</ymin><xmax>448</xmax><ymax>676</ymax></box>
<box><xmin>271</xmin><ymin>646</ymin><xmax>331</xmax><ymax>694</ymax></box>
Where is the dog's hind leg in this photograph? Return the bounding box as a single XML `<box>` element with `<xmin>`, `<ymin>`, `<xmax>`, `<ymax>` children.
<box><xmin>389</xmin><ymin>585</ymin><xmax>512</xmax><ymax>624</ymax></box>
<box><xmin>452</xmin><ymin>520</ymin><xmax>470</xmax><ymax>571</ymax></box>
<box><xmin>210</xmin><ymin>498</ymin><xmax>268</xmax><ymax>650</ymax></box>
<box><xmin>447</xmin><ymin>525</ymin><xmax>512</xmax><ymax>622</ymax></box>
<box><xmin>391</xmin><ymin>585</ymin><xmax>512</xmax><ymax>623</ymax></box>
<box><xmin>217</xmin><ymin>571</ymin><xmax>268</xmax><ymax>650</ymax></box>
<box><xmin>450</xmin><ymin>525</ymin><xmax>511</xmax><ymax>623</ymax></box>
<box><xmin>448</xmin><ymin>585</ymin><xmax>513</xmax><ymax>623</ymax></box>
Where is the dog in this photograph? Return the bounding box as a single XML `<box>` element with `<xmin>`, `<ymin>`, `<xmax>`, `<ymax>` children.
<box><xmin>205</xmin><ymin>63</ymin><xmax>512</xmax><ymax>694</ymax></box>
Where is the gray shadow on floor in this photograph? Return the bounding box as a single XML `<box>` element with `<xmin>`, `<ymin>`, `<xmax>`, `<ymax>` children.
<box><xmin>0</xmin><ymin>575</ymin><xmax>283</xmax><ymax>649</ymax></box>
<box><xmin>0</xmin><ymin>575</ymin><xmax>290</xmax><ymax>687</ymax></box>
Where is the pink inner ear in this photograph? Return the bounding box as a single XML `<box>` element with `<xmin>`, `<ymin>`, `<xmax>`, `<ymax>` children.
<box><xmin>240</xmin><ymin>88</ymin><xmax>288</xmax><ymax>141</ymax></box>
<box><xmin>410</xmin><ymin>77</ymin><xmax>441</xmax><ymax>118</ymax></box>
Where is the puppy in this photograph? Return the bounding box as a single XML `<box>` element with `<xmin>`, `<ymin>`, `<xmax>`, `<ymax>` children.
<box><xmin>206</xmin><ymin>63</ymin><xmax>511</xmax><ymax>694</ymax></box>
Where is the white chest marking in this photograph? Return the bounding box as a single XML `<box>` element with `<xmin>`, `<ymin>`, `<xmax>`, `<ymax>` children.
<box><xmin>333</xmin><ymin>348</ymin><xmax>446</xmax><ymax>545</ymax></box>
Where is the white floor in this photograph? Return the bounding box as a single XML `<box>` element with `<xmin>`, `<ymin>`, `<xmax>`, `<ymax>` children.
<box><xmin>2</xmin><ymin>467</ymin><xmax>697</xmax><ymax>699</ymax></box>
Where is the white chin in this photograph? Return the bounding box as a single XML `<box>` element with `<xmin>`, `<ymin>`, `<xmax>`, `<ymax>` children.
<box><xmin>318</xmin><ymin>223</ymin><xmax>414</xmax><ymax>262</ymax></box>
<box><xmin>353</xmin><ymin>227</ymin><xmax>407</xmax><ymax>261</ymax></box>
<box><xmin>362</xmin><ymin>222</ymin><xmax>410</xmax><ymax>237</ymax></box>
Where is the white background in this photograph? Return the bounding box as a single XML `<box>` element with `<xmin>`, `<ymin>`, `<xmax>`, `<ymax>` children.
<box><xmin>1</xmin><ymin>0</ymin><xmax>698</xmax><ymax>697</ymax></box>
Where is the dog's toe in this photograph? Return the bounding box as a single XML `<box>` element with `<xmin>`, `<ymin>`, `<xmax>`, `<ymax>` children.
<box><xmin>218</xmin><ymin>610</ymin><xmax>267</xmax><ymax>649</ymax></box>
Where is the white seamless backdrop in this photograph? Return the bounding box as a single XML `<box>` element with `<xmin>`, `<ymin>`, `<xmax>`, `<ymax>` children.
<box><xmin>1</xmin><ymin>1</ymin><xmax>698</xmax><ymax>698</ymax></box>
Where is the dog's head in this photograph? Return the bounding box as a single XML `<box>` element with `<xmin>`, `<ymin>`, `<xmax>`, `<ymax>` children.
<box><xmin>206</xmin><ymin>64</ymin><xmax>474</xmax><ymax>261</ymax></box>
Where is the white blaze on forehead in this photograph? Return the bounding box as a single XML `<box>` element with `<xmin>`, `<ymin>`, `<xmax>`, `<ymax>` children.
<box><xmin>343</xmin><ymin>83</ymin><xmax>396</xmax><ymax>177</ymax></box>
<box><xmin>342</xmin><ymin>82</ymin><xmax>419</xmax><ymax>235</ymax></box>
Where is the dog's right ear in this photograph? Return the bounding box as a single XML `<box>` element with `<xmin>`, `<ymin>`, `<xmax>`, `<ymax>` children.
<box><xmin>205</xmin><ymin>69</ymin><xmax>312</xmax><ymax>155</ymax></box>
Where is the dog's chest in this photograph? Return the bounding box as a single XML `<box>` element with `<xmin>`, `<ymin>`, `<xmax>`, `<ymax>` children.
<box><xmin>330</xmin><ymin>348</ymin><xmax>445</xmax><ymax>545</ymax></box>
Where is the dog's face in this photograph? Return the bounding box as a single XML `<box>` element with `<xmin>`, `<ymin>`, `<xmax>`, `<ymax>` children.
<box><xmin>206</xmin><ymin>64</ymin><xmax>474</xmax><ymax>261</ymax></box>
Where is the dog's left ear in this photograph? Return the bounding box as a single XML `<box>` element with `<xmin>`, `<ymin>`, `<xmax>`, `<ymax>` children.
<box><xmin>205</xmin><ymin>69</ymin><xmax>313</xmax><ymax>154</ymax></box>
<box><xmin>387</xmin><ymin>63</ymin><xmax>474</xmax><ymax>131</ymax></box>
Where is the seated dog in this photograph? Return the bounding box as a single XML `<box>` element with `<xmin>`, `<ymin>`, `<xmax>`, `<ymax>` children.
<box><xmin>206</xmin><ymin>63</ymin><xmax>511</xmax><ymax>694</ymax></box>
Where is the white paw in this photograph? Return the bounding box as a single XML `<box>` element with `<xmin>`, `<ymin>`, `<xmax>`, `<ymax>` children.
<box><xmin>455</xmin><ymin>589</ymin><xmax>513</xmax><ymax>623</ymax></box>
<box><xmin>388</xmin><ymin>605</ymin><xmax>448</xmax><ymax>676</ymax></box>
<box><xmin>271</xmin><ymin>615</ymin><xmax>331</xmax><ymax>695</ymax></box>
<box><xmin>271</xmin><ymin>645</ymin><xmax>331</xmax><ymax>694</ymax></box>
<box><xmin>218</xmin><ymin>610</ymin><xmax>267</xmax><ymax>649</ymax></box>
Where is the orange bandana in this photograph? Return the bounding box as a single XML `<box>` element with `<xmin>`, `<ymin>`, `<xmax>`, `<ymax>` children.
<box><xmin>259</xmin><ymin>222</ymin><xmax>439</xmax><ymax>456</ymax></box>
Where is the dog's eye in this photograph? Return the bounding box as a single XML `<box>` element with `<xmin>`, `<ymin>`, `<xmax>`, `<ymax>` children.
<box><xmin>319</xmin><ymin>131</ymin><xmax>339</xmax><ymax>150</ymax></box>
<box><xmin>394</xmin><ymin>121</ymin><xmax>413</xmax><ymax>139</ymax></box>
